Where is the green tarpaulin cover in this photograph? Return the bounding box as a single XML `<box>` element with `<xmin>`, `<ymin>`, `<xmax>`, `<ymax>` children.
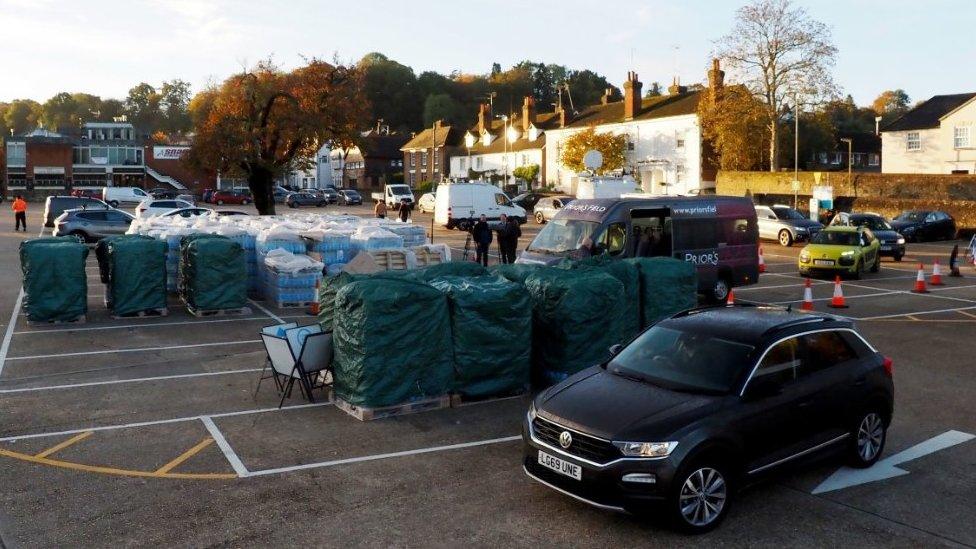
<box><xmin>332</xmin><ymin>278</ymin><xmax>453</xmax><ymax>407</ymax></box>
<box><xmin>488</xmin><ymin>263</ymin><xmax>541</xmax><ymax>284</ymax></box>
<box><xmin>180</xmin><ymin>235</ymin><xmax>247</xmax><ymax>311</ymax></box>
<box><xmin>410</xmin><ymin>261</ymin><xmax>487</xmax><ymax>282</ymax></box>
<box><xmin>19</xmin><ymin>238</ymin><xmax>88</xmax><ymax>322</ymax></box>
<box><xmin>107</xmin><ymin>235</ymin><xmax>167</xmax><ymax>315</ymax></box>
<box><xmin>625</xmin><ymin>257</ymin><xmax>698</xmax><ymax>328</ymax></box>
<box><xmin>430</xmin><ymin>275</ymin><xmax>532</xmax><ymax>397</ymax></box>
<box><xmin>556</xmin><ymin>255</ymin><xmax>641</xmax><ymax>342</ymax></box>
<box><xmin>524</xmin><ymin>268</ymin><xmax>625</xmax><ymax>386</ymax></box>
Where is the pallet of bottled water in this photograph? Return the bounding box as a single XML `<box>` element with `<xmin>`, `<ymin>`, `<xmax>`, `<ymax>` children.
<box><xmin>261</xmin><ymin>249</ymin><xmax>324</xmax><ymax>308</ymax></box>
<box><xmin>350</xmin><ymin>227</ymin><xmax>403</xmax><ymax>252</ymax></box>
<box><xmin>385</xmin><ymin>223</ymin><xmax>428</xmax><ymax>247</ymax></box>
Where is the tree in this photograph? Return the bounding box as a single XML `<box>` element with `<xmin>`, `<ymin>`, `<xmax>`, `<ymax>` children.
<box><xmin>564</xmin><ymin>70</ymin><xmax>620</xmax><ymax>109</ymax></box>
<box><xmin>358</xmin><ymin>53</ymin><xmax>423</xmax><ymax>131</ymax></box>
<box><xmin>823</xmin><ymin>95</ymin><xmax>876</xmax><ymax>133</ymax></box>
<box><xmin>124</xmin><ymin>83</ymin><xmax>163</xmax><ymax>135</ymax></box>
<box><xmin>96</xmin><ymin>98</ymin><xmax>125</xmax><ymax>121</ymax></box>
<box><xmin>512</xmin><ymin>164</ymin><xmax>540</xmax><ymax>184</ymax></box>
<box><xmin>186</xmin><ymin>59</ymin><xmax>368</xmax><ymax>215</ymax></box>
<box><xmin>4</xmin><ymin>99</ymin><xmax>42</xmax><ymax>135</ymax></box>
<box><xmin>40</xmin><ymin>92</ymin><xmax>82</xmax><ymax>130</ymax></box>
<box><xmin>422</xmin><ymin>93</ymin><xmax>461</xmax><ymax>127</ymax></box>
<box><xmin>778</xmin><ymin>108</ymin><xmax>835</xmax><ymax>169</ymax></box>
<box><xmin>872</xmin><ymin>89</ymin><xmax>910</xmax><ymax>124</ymax></box>
<box><xmin>698</xmin><ymin>85</ymin><xmax>769</xmax><ymax>171</ymax></box>
<box><xmin>714</xmin><ymin>0</ymin><xmax>838</xmax><ymax>171</ymax></box>
<box><xmin>159</xmin><ymin>80</ymin><xmax>192</xmax><ymax>135</ymax></box>
<box><xmin>559</xmin><ymin>127</ymin><xmax>627</xmax><ymax>174</ymax></box>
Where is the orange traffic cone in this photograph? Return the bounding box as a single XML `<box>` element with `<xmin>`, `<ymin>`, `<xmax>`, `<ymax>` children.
<box><xmin>308</xmin><ymin>278</ymin><xmax>321</xmax><ymax>316</ymax></box>
<box><xmin>758</xmin><ymin>245</ymin><xmax>766</xmax><ymax>273</ymax></box>
<box><xmin>800</xmin><ymin>278</ymin><xmax>814</xmax><ymax>311</ymax></box>
<box><xmin>930</xmin><ymin>260</ymin><xmax>944</xmax><ymax>286</ymax></box>
<box><xmin>828</xmin><ymin>276</ymin><xmax>848</xmax><ymax>308</ymax></box>
<box><xmin>912</xmin><ymin>263</ymin><xmax>929</xmax><ymax>293</ymax></box>
<box><xmin>726</xmin><ymin>289</ymin><xmax>735</xmax><ymax>306</ymax></box>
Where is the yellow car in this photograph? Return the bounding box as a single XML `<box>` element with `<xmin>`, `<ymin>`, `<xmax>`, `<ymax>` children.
<box><xmin>798</xmin><ymin>226</ymin><xmax>881</xmax><ymax>279</ymax></box>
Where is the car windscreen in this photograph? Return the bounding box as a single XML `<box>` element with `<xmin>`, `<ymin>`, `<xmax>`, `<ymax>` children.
<box><xmin>895</xmin><ymin>211</ymin><xmax>925</xmax><ymax>222</ymax></box>
<box><xmin>526</xmin><ymin>218</ymin><xmax>600</xmax><ymax>254</ymax></box>
<box><xmin>851</xmin><ymin>216</ymin><xmax>892</xmax><ymax>231</ymax></box>
<box><xmin>773</xmin><ymin>207</ymin><xmax>806</xmax><ymax>220</ymax></box>
<box><xmin>810</xmin><ymin>231</ymin><xmax>859</xmax><ymax>246</ymax></box>
<box><xmin>607</xmin><ymin>325</ymin><xmax>754</xmax><ymax>394</ymax></box>
<box><xmin>389</xmin><ymin>185</ymin><xmax>410</xmax><ymax>194</ymax></box>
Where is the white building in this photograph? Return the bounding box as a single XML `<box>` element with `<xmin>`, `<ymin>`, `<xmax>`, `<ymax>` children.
<box><xmin>881</xmin><ymin>92</ymin><xmax>976</xmax><ymax>174</ymax></box>
<box><xmin>544</xmin><ymin>70</ymin><xmax>717</xmax><ymax>196</ymax></box>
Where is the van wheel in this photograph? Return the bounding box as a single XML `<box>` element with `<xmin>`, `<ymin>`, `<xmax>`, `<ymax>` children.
<box><xmin>109</xmin><ymin>200</ymin><xmax>119</xmax><ymax>208</ymax></box>
<box><xmin>710</xmin><ymin>278</ymin><xmax>731</xmax><ymax>303</ymax></box>
<box><xmin>535</xmin><ymin>212</ymin><xmax>545</xmax><ymax>224</ymax></box>
<box><xmin>778</xmin><ymin>230</ymin><xmax>793</xmax><ymax>247</ymax></box>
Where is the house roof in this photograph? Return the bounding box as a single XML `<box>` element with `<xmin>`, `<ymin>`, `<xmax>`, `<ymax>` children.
<box><xmin>561</xmin><ymin>91</ymin><xmax>701</xmax><ymax>129</ymax></box>
<box><xmin>400</xmin><ymin>125</ymin><xmax>463</xmax><ymax>151</ymax></box>
<box><xmin>882</xmin><ymin>92</ymin><xmax>976</xmax><ymax>132</ymax></box>
<box><xmin>465</xmin><ymin>131</ymin><xmax>547</xmax><ymax>155</ymax></box>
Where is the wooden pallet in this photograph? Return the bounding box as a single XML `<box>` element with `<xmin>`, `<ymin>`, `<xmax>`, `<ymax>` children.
<box><xmin>184</xmin><ymin>303</ymin><xmax>253</xmax><ymax>318</ymax></box>
<box><xmin>449</xmin><ymin>386</ymin><xmax>529</xmax><ymax>408</ymax></box>
<box><xmin>270</xmin><ymin>299</ymin><xmax>314</xmax><ymax>309</ymax></box>
<box><xmin>111</xmin><ymin>307</ymin><xmax>169</xmax><ymax>320</ymax></box>
<box><xmin>26</xmin><ymin>314</ymin><xmax>87</xmax><ymax>327</ymax></box>
<box><xmin>334</xmin><ymin>394</ymin><xmax>450</xmax><ymax>421</ymax></box>
<box><xmin>412</xmin><ymin>247</ymin><xmax>446</xmax><ymax>267</ymax></box>
<box><xmin>368</xmin><ymin>250</ymin><xmax>412</xmax><ymax>271</ymax></box>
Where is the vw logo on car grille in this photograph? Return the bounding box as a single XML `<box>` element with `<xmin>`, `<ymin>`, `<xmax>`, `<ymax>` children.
<box><xmin>559</xmin><ymin>431</ymin><xmax>573</xmax><ymax>449</ymax></box>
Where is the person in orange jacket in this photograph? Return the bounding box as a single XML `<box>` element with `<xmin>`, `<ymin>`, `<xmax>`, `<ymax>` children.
<box><xmin>11</xmin><ymin>195</ymin><xmax>27</xmax><ymax>232</ymax></box>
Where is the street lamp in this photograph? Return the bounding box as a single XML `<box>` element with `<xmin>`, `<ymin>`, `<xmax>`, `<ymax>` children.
<box><xmin>793</xmin><ymin>95</ymin><xmax>801</xmax><ymax>209</ymax></box>
<box><xmin>840</xmin><ymin>137</ymin><xmax>854</xmax><ymax>198</ymax></box>
<box><xmin>874</xmin><ymin>116</ymin><xmax>882</xmax><ymax>136</ymax></box>
<box><xmin>498</xmin><ymin>114</ymin><xmax>509</xmax><ymax>190</ymax></box>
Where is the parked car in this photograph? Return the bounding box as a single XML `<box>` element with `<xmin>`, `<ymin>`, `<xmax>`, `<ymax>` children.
<box><xmin>215</xmin><ymin>210</ymin><xmax>250</xmax><ymax>217</ymax></box>
<box><xmin>286</xmin><ymin>192</ymin><xmax>327</xmax><ymax>208</ymax></box>
<box><xmin>161</xmin><ymin>207</ymin><xmax>214</xmax><ymax>218</ymax></box>
<box><xmin>830</xmin><ymin>212</ymin><xmax>906</xmax><ymax>261</ymax></box>
<box><xmin>417</xmin><ymin>192</ymin><xmax>436</xmax><ymax>213</ymax></box>
<box><xmin>533</xmin><ymin>195</ymin><xmax>575</xmax><ymax>224</ymax></box>
<box><xmin>70</xmin><ymin>189</ymin><xmax>100</xmax><ymax>199</ymax></box>
<box><xmin>148</xmin><ymin>187</ymin><xmax>180</xmax><ymax>199</ymax></box>
<box><xmin>135</xmin><ymin>198</ymin><xmax>195</xmax><ymax>219</ymax></box>
<box><xmin>52</xmin><ymin>208</ymin><xmax>135</xmax><ymax>242</ymax></box>
<box><xmin>890</xmin><ymin>210</ymin><xmax>956</xmax><ymax>242</ymax></box>
<box><xmin>319</xmin><ymin>188</ymin><xmax>339</xmax><ymax>204</ymax></box>
<box><xmin>273</xmin><ymin>186</ymin><xmax>291</xmax><ymax>204</ymax></box>
<box><xmin>211</xmin><ymin>189</ymin><xmax>252</xmax><ymax>205</ymax></box>
<box><xmin>755</xmin><ymin>204</ymin><xmax>823</xmax><ymax>247</ymax></box>
<box><xmin>798</xmin><ymin>226</ymin><xmax>880</xmax><ymax>278</ymax></box>
<box><xmin>338</xmin><ymin>189</ymin><xmax>363</xmax><ymax>206</ymax></box>
<box><xmin>511</xmin><ymin>191</ymin><xmax>546</xmax><ymax>211</ymax></box>
<box><xmin>434</xmin><ymin>182</ymin><xmax>526</xmax><ymax>229</ymax></box>
<box><xmin>523</xmin><ymin>305</ymin><xmax>893</xmax><ymax>533</ymax></box>
<box><xmin>43</xmin><ymin>196</ymin><xmax>111</xmax><ymax>227</ymax></box>
<box><xmin>101</xmin><ymin>186</ymin><xmax>150</xmax><ymax>208</ymax></box>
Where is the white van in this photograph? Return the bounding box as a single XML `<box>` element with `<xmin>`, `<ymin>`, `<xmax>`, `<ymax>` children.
<box><xmin>434</xmin><ymin>182</ymin><xmax>526</xmax><ymax>230</ymax></box>
<box><xmin>370</xmin><ymin>184</ymin><xmax>415</xmax><ymax>209</ymax></box>
<box><xmin>101</xmin><ymin>186</ymin><xmax>150</xmax><ymax>207</ymax></box>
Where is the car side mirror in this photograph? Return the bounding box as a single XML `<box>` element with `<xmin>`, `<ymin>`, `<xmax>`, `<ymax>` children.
<box><xmin>744</xmin><ymin>376</ymin><xmax>782</xmax><ymax>400</ymax></box>
<box><xmin>608</xmin><ymin>344</ymin><xmax>624</xmax><ymax>357</ymax></box>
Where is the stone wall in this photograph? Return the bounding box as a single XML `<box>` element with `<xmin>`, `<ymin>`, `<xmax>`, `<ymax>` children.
<box><xmin>717</xmin><ymin>171</ymin><xmax>976</xmax><ymax>231</ymax></box>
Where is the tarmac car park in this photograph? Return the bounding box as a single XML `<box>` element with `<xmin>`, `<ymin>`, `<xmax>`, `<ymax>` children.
<box><xmin>0</xmin><ymin>203</ymin><xmax>974</xmax><ymax>546</ymax></box>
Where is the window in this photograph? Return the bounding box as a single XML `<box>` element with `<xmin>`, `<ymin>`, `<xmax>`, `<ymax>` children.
<box><xmin>476</xmin><ymin>157</ymin><xmax>483</xmax><ymax>169</ymax></box>
<box><xmin>754</xmin><ymin>337</ymin><xmax>800</xmax><ymax>386</ymax></box>
<box><xmin>421</xmin><ymin>152</ymin><xmax>428</xmax><ymax>166</ymax></box>
<box><xmin>410</xmin><ymin>154</ymin><xmax>416</xmax><ymax>167</ymax></box>
<box><xmin>832</xmin><ymin>152</ymin><xmax>842</xmax><ymax>165</ymax></box>
<box><xmin>494</xmin><ymin>193</ymin><xmax>510</xmax><ymax>206</ymax></box>
<box><xmin>868</xmin><ymin>154</ymin><xmax>880</xmax><ymax>166</ymax></box>
<box><xmin>818</xmin><ymin>152</ymin><xmax>828</xmax><ymax>164</ymax></box>
<box><xmin>6</xmin><ymin>142</ymin><xmax>26</xmax><ymax>166</ymax></box>
<box><xmin>799</xmin><ymin>331</ymin><xmax>857</xmax><ymax>376</ymax></box>
<box><xmin>954</xmin><ymin>126</ymin><xmax>970</xmax><ymax>149</ymax></box>
<box><xmin>676</xmin><ymin>137</ymin><xmax>685</xmax><ymax>149</ymax></box>
<box><xmin>906</xmin><ymin>132</ymin><xmax>920</xmax><ymax>151</ymax></box>
<box><xmin>722</xmin><ymin>218</ymin><xmax>754</xmax><ymax>246</ymax></box>
<box><xmin>459</xmin><ymin>158</ymin><xmax>467</xmax><ymax>170</ymax></box>
<box><xmin>599</xmin><ymin>222</ymin><xmax>627</xmax><ymax>256</ymax></box>
<box><xmin>674</xmin><ymin>219</ymin><xmax>716</xmax><ymax>250</ymax></box>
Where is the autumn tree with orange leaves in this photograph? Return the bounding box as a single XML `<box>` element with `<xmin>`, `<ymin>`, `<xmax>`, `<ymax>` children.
<box><xmin>187</xmin><ymin>59</ymin><xmax>368</xmax><ymax>214</ymax></box>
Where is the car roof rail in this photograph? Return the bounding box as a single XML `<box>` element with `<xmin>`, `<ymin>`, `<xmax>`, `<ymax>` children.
<box><xmin>669</xmin><ymin>302</ymin><xmax>759</xmax><ymax>319</ymax></box>
<box><xmin>760</xmin><ymin>315</ymin><xmax>839</xmax><ymax>337</ymax></box>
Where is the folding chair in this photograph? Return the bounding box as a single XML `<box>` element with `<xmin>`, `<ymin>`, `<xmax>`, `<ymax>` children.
<box><xmin>254</xmin><ymin>322</ymin><xmax>297</xmax><ymax>397</ymax></box>
<box><xmin>261</xmin><ymin>331</ymin><xmax>333</xmax><ymax>408</ymax></box>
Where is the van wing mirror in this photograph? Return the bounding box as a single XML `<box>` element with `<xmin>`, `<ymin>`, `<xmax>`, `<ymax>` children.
<box><xmin>608</xmin><ymin>344</ymin><xmax>624</xmax><ymax>357</ymax></box>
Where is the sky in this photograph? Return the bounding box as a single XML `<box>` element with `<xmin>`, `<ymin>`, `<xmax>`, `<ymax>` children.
<box><xmin>1</xmin><ymin>0</ymin><xmax>974</xmax><ymax>106</ymax></box>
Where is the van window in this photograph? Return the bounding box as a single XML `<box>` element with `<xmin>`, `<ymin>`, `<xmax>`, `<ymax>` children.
<box><xmin>632</xmin><ymin>208</ymin><xmax>673</xmax><ymax>258</ymax></box>
<box><xmin>675</xmin><ymin>219</ymin><xmax>717</xmax><ymax>250</ymax></box>
<box><xmin>722</xmin><ymin>218</ymin><xmax>755</xmax><ymax>246</ymax></box>
<box><xmin>494</xmin><ymin>193</ymin><xmax>510</xmax><ymax>206</ymax></box>
<box><xmin>598</xmin><ymin>222</ymin><xmax>627</xmax><ymax>256</ymax></box>
<box><xmin>134</xmin><ymin>188</ymin><xmax>148</xmax><ymax>196</ymax></box>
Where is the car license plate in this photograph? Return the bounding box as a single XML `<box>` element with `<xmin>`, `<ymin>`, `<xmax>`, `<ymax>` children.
<box><xmin>814</xmin><ymin>259</ymin><xmax>835</xmax><ymax>266</ymax></box>
<box><xmin>538</xmin><ymin>450</ymin><xmax>582</xmax><ymax>480</ymax></box>
<box><xmin>880</xmin><ymin>245</ymin><xmax>892</xmax><ymax>251</ymax></box>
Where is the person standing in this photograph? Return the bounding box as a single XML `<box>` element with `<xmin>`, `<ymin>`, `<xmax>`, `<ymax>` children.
<box><xmin>12</xmin><ymin>195</ymin><xmax>27</xmax><ymax>232</ymax></box>
<box><xmin>503</xmin><ymin>214</ymin><xmax>522</xmax><ymax>264</ymax></box>
<box><xmin>495</xmin><ymin>214</ymin><xmax>511</xmax><ymax>264</ymax></box>
<box><xmin>374</xmin><ymin>199</ymin><xmax>387</xmax><ymax>219</ymax></box>
<box><xmin>398</xmin><ymin>198</ymin><xmax>412</xmax><ymax>222</ymax></box>
<box><xmin>472</xmin><ymin>214</ymin><xmax>493</xmax><ymax>267</ymax></box>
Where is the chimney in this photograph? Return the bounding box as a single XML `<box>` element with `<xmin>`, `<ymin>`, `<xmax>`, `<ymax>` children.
<box><xmin>477</xmin><ymin>104</ymin><xmax>490</xmax><ymax>134</ymax></box>
<box><xmin>668</xmin><ymin>76</ymin><xmax>688</xmax><ymax>96</ymax></box>
<box><xmin>601</xmin><ymin>88</ymin><xmax>613</xmax><ymax>105</ymax></box>
<box><xmin>623</xmin><ymin>71</ymin><xmax>643</xmax><ymax>121</ymax></box>
<box><xmin>433</xmin><ymin>119</ymin><xmax>443</xmax><ymax>129</ymax></box>
<box><xmin>521</xmin><ymin>96</ymin><xmax>536</xmax><ymax>132</ymax></box>
<box><xmin>557</xmin><ymin>105</ymin><xmax>567</xmax><ymax>128</ymax></box>
<box><xmin>707</xmin><ymin>58</ymin><xmax>725</xmax><ymax>91</ymax></box>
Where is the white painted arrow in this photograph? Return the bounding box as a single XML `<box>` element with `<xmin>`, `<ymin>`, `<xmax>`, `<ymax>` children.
<box><xmin>812</xmin><ymin>430</ymin><xmax>975</xmax><ymax>494</ymax></box>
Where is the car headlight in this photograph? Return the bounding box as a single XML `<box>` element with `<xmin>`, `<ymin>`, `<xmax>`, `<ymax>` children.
<box><xmin>841</xmin><ymin>250</ymin><xmax>856</xmax><ymax>256</ymax></box>
<box><xmin>799</xmin><ymin>251</ymin><xmax>810</xmax><ymax>261</ymax></box>
<box><xmin>795</xmin><ymin>227</ymin><xmax>807</xmax><ymax>233</ymax></box>
<box><xmin>612</xmin><ymin>441</ymin><xmax>678</xmax><ymax>458</ymax></box>
<box><xmin>897</xmin><ymin>237</ymin><xmax>905</xmax><ymax>244</ymax></box>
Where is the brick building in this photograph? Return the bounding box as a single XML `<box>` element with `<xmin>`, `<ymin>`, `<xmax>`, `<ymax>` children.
<box><xmin>399</xmin><ymin>120</ymin><xmax>464</xmax><ymax>187</ymax></box>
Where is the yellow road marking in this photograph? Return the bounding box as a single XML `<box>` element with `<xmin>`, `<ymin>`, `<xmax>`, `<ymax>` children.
<box><xmin>34</xmin><ymin>431</ymin><xmax>92</xmax><ymax>459</ymax></box>
<box><xmin>907</xmin><ymin>315</ymin><xmax>921</xmax><ymax>321</ymax></box>
<box><xmin>0</xmin><ymin>448</ymin><xmax>237</xmax><ymax>480</ymax></box>
<box><xmin>155</xmin><ymin>437</ymin><xmax>215</xmax><ymax>474</ymax></box>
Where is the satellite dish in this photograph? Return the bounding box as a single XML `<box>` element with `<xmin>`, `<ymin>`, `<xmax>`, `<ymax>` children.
<box><xmin>582</xmin><ymin>150</ymin><xmax>603</xmax><ymax>171</ymax></box>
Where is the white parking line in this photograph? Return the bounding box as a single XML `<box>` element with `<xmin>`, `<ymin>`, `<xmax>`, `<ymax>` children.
<box><xmin>0</xmin><ymin>288</ymin><xmax>25</xmax><ymax>377</ymax></box>
<box><xmin>0</xmin><ymin>367</ymin><xmax>262</xmax><ymax>394</ymax></box>
<box><xmin>4</xmin><ymin>340</ymin><xmax>261</xmax><ymax>361</ymax></box>
<box><xmin>762</xmin><ymin>291</ymin><xmax>901</xmax><ymax>305</ymax></box>
<box><xmin>201</xmin><ymin>416</ymin><xmax>250</xmax><ymax>477</ymax></box>
<box><xmin>14</xmin><ymin>316</ymin><xmax>274</xmax><ymax>335</ymax></box>
<box><xmin>0</xmin><ymin>402</ymin><xmax>331</xmax><ymax>442</ymax></box>
<box><xmin>249</xmin><ymin>299</ymin><xmax>283</xmax><ymax>324</ymax></box>
<box><xmin>855</xmin><ymin>305</ymin><xmax>976</xmax><ymax>321</ymax></box>
<box><xmin>244</xmin><ymin>435</ymin><xmax>523</xmax><ymax>477</ymax></box>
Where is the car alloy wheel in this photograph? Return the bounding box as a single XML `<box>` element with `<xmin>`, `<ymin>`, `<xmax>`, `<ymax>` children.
<box><xmin>535</xmin><ymin>212</ymin><xmax>545</xmax><ymax>224</ymax></box>
<box><xmin>778</xmin><ymin>229</ymin><xmax>793</xmax><ymax>247</ymax></box>
<box><xmin>855</xmin><ymin>412</ymin><xmax>885</xmax><ymax>464</ymax></box>
<box><xmin>711</xmin><ymin>278</ymin><xmax>730</xmax><ymax>302</ymax></box>
<box><xmin>678</xmin><ymin>467</ymin><xmax>727</xmax><ymax>529</ymax></box>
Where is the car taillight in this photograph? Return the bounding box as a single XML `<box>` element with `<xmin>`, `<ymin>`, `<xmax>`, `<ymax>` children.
<box><xmin>882</xmin><ymin>356</ymin><xmax>893</xmax><ymax>377</ymax></box>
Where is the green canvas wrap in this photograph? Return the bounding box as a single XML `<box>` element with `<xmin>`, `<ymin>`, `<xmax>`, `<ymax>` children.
<box><xmin>625</xmin><ymin>257</ymin><xmax>698</xmax><ymax>328</ymax></box>
<box><xmin>107</xmin><ymin>236</ymin><xmax>167</xmax><ymax>315</ymax></box>
<box><xmin>556</xmin><ymin>255</ymin><xmax>641</xmax><ymax>342</ymax></box>
<box><xmin>523</xmin><ymin>268</ymin><xmax>625</xmax><ymax>386</ymax></box>
<box><xmin>429</xmin><ymin>275</ymin><xmax>532</xmax><ymax>397</ymax></box>
<box><xmin>179</xmin><ymin>235</ymin><xmax>247</xmax><ymax>311</ymax></box>
<box><xmin>316</xmin><ymin>270</ymin><xmax>416</xmax><ymax>331</ymax></box>
<box><xmin>409</xmin><ymin>261</ymin><xmax>487</xmax><ymax>282</ymax></box>
<box><xmin>488</xmin><ymin>263</ymin><xmax>542</xmax><ymax>284</ymax></box>
<box><xmin>19</xmin><ymin>238</ymin><xmax>89</xmax><ymax>322</ymax></box>
<box><xmin>332</xmin><ymin>278</ymin><xmax>453</xmax><ymax>407</ymax></box>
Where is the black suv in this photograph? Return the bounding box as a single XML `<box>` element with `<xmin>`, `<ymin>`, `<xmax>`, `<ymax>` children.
<box><xmin>523</xmin><ymin>306</ymin><xmax>894</xmax><ymax>533</ymax></box>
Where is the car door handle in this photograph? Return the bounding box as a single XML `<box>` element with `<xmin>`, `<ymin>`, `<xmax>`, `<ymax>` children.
<box><xmin>853</xmin><ymin>377</ymin><xmax>867</xmax><ymax>387</ymax></box>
